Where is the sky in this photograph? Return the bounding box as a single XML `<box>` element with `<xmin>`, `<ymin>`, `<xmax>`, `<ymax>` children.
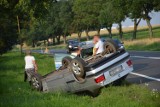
<box><xmin>112</xmin><ymin>11</ymin><xmax>160</xmax><ymax>28</ymax></box>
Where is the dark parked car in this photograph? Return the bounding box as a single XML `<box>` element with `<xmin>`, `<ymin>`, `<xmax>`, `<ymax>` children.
<box><xmin>66</xmin><ymin>39</ymin><xmax>79</xmax><ymax>52</ymax></box>
<box><xmin>27</xmin><ymin>39</ymin><xmax>133</xmax><ymax>96</ymax></box>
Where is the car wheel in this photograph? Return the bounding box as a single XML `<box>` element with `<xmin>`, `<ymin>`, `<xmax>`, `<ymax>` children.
<box><xmin>71</xmin><ymin>57</ymin><xmax>87</xmax><ymax>78</ymax></box>
<box><xmin>62</xmin><ymin>56</ymin><xmax>72</xmax><ymax>68</ymax></box>
<box><xmin>31</xmin><ymin>73</ymin><xmax>43</xmax><ymax>91</ymax></box>
<box><xmin>103</xmin><ymin>39</ymin><xmax>119</xmax><ymax>54</ymax></box>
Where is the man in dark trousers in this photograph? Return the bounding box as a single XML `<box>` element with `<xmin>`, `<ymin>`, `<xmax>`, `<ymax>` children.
<box><xmin>24</xmin><ymin>50</ymin><xmax>38</xmax><ymax>82</ymax></box>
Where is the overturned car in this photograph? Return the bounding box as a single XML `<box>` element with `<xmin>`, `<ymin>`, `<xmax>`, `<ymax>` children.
<box><xmin>28</xmin><ymin>39</ymin><xmax>133</xmax><ymax>95</ymax></box>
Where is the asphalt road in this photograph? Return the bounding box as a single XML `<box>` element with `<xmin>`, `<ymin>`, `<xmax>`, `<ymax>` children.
<box><xmin>127</xmin><ymin>51</ymin><xmax>160</xmax><ymax>91</ymax></box>
<box><xmin>32</xmin><ymin>49</ymin><xmax>160</xmax><ymax>91</ymax></box>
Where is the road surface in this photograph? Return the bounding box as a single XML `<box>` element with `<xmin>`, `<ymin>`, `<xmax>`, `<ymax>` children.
<box><xmin>127</xmin><ymin>51</ymin><xmax>160</xmax><ymax>91</ymax></box>
<box><xmin>31</xmin><ymin>49</ymin><xmax>160</xmax><ymax>91</ymax></box>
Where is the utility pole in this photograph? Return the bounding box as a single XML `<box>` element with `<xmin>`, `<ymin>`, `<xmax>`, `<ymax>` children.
<box><xmin>17</xmin><ymin>15</ymin><xmax>23</xmax><ymax>55</ymax></box>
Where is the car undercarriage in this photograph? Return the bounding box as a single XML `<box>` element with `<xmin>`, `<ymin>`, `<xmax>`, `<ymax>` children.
<box><xmin>27</xmin><ymin>39</ymin><xmax>133</xmax><ymax>96</ymax></box>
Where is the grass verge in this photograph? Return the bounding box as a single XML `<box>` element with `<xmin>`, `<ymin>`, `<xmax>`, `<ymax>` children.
<box><xmin>0</xmin><ymin>52</ymin><xmax>160</xmax><ymax>107</ymax></box>
<box><xmin>124</xmin><ymin>38</ymin><xmax>160</xmax><ymax>51</ymax></box>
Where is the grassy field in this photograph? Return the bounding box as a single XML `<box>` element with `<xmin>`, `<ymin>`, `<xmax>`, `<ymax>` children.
<box><xmin>124</xmin><ymin>38</ymin><xmax>160</xmax><ymax>51</ymax></box>
<box><xmin>17</xmin><ymin>25</ymin><xmax>160</xmax><ymax>51</ymax></box>
<box><xmin>0</xmin><ymin>52</ymin><xmax>160</xmax><ymax>107</ymax></box>
<box><xmin>69</xmin><ymin>25</ymin><xmax>160</xmax><ymax>40</ymax></box>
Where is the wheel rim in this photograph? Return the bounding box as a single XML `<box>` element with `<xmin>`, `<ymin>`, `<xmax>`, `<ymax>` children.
<box><xmin>32</xmin><ymin>77</ymin><xmax>40</xmax><ymax>89</ymax></box>
<box><xmin>72</xmin><ymin>62</ymin><xmax>81</xmax><ymax>75</ymax></box>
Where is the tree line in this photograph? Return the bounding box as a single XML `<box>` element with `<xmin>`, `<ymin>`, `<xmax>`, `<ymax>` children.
<box><xmin>0</xmin><ymin>0</ymin><xmax>160</xmax><ymax>55</ymax></box>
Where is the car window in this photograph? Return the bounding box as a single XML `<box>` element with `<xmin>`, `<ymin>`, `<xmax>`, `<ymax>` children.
<box><xmin>81</xmin><ymin>47</ymin><xmax>93</xmax><ymax>58</ymax></box>
<box><xmin>54</xmin><ymin>53</ymin><xmax>75</xmax><ymax>70</ymax></box>
<box><xmin>68</xmin><ymin>40</ymin><xmax>79</xmax><ymax>44</ymax></box>
<box><xmin>74</xmin><ymin>41</ymin><xmax>79</xmax><ymax>43</ymax></box>
<box><xmin>54</xmin><ymin>53</ymin><xmax>75</xmax><ymax>62</ymax></box>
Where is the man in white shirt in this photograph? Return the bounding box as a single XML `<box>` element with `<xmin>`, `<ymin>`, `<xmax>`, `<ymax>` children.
<box><xmin>24</xmin><ymin>50</ymin><xmax>38</xmax><ymax>82</ymax></box>
<box><xmin>93</xmin><ymin>35</ymin><xmax>104</xmax><ymax>55</ymax></box>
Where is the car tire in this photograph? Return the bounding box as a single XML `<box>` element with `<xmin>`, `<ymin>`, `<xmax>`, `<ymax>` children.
<box><xmin>31</xmin><ymin>73</ymin><xmax>43</xmax><ymax>91</ymax></box>
<box><xmin>103</xmin><ymin>39</ymin><xmax>119</xmax><ymax>54</ymax></box>
<box><xmin>71</xmin><ymin>57</ymin><xmax>87</xmax><ymax>78</ymax></box>
<box><xmin>62</xmin><ymin>56</ymin><xmax>72</xmax><ymax>68</ymax></box>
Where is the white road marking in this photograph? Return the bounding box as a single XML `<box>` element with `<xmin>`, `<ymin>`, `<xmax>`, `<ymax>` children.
<box><xmin>130</xmin><ymin>72</ymin><xmax>160</xmax><ymax>82</ymax></box>
<box><xmin>131</xmin><ymin>56</ymin><xmax>160</xmax><ymax>60</ymax></box>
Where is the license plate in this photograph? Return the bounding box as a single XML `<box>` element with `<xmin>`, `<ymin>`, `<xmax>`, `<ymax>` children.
<box><xmin>109</xmin><ymin>65</ymin><xmax>123</xmax><ymax>76</ymax></box>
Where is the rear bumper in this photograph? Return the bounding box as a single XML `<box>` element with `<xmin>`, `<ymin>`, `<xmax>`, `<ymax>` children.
<box><xmin>103</xmin><ymin>66</ymin><xmax>133</xmax><ymax>86</ymax></box>
<box><xmin>83</xmin><ymin>51</ymin><xmax>133</xmax><ymax>91</ymax></box>
<box><xmin>84</xmin><ymin>65</ymin><xmax>133</xmax><ymax>93</ymax></box>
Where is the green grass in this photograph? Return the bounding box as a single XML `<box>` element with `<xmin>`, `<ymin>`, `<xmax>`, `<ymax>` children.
<box><xmin>104</xmin><ymin>26</ymin><xmax>160</xmax><ymax>40</ymax></box>
<box><xmin>0</xmin><ymin>52</ymin><xmax>160</xmax><ymax>107</ymax></box>
<box><xmin>126</xmin><ymin>42</ymin><xmax>160</xmax><ymax>51</ymax></box>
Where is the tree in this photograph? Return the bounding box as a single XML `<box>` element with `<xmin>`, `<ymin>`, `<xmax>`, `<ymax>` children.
<box><xmin>71</xmin><ymin>19</ymin><xmax>84</xmax><ymax>41</ymax></box>
<box><xmin>126</xmin><ymin>0</ymin><xmax>160</xmax><ymax>39</ymax></box>
<box><xmin>153</xmin><ymin>0</ymin><xmax>160</xmax><ymax>11</ymax></box>
<box><xmin>99</xmin><ymin>0</ymin><xmax>115</xmax><ymax>38</ymax></box>
<box><xmin>0</xmin><ymin>0</ymin><xmax>19</xmax><ymax>55</ymax></box>
<box><xmin>27</xmin><ymin>18</ymin><xmax>48</xmax><ymax>47</ymax></box>
<box><xmin>129</xmin><ymin>0</ymin><xmax>160</xmax><ymax>38</ymax></box>
<box><xmin>105</xmin><ymin>0</ymin><xmax>127</xmax><ymax>39</ymax></box>
<box><xmin>72</xmin><ymin>0</ymin><xmax>102</xmax><ymax>40</ymax></box>
<box><xmin>44</xmin><ymin>1</ymin><xmax>63</xmax><ymax>45</ymax></box>
<box><xmin>15</xmin><ymin>0</ymin><xmax>53</xmax><ymax>48</ymax></box>
<box><xmin>14</xmin><ymin>0</ymin><xmax>30</xmax><ymax>53</ymax></box>
<box><xmin>125</xmin><ymin>0</ymin><xmax>142</xmax><ymax>39</ymax></box>
<box><xmin>141</xmin><ymin>0</ymin><xmax>155</xmax><ymax>38</ymax></box>
<box><xmin>59</xmin><ymin>0</ymin><xmax>73</xmax><ymax>44</ymax></box>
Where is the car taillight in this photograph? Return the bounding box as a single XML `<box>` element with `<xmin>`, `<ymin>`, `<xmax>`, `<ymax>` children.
<box><xmin>95</xmin><ymin>75</ymin><xmax>105</xmax><ymax>83</ymax></box>
<box><xmin>126</xmin><ymin>59</ymin><xmax>132</xmax><ymax>66</ymax></box>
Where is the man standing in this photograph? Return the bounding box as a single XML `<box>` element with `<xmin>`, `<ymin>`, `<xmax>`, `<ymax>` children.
<box><xmin>93</xmin><ymin>35</ymin><xmax>104</xmax><ymax>55</ymax></box>
<box><xmin>24</xmin><ymin>50</ymin><xmax>38</xmax><ymax>82</ymax></box>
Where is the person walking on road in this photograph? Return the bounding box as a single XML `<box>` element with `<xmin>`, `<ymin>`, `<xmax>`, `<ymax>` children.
<box><xmin>24</xmin><ymin>50</ymin><xmax>38</xmax><ymax>82</ymax></box>
<box><xmin>44</xmin><ymin>47</ymin><xmax>49</xmax><ymax>54</ymax></box>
